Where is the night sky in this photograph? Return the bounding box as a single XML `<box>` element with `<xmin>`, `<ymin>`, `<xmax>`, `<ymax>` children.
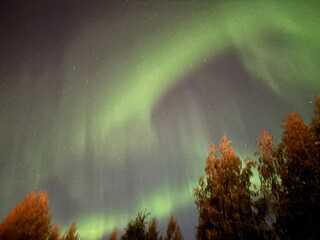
<box><xmin>0</xmin><ymin>0</ymin><xmax>319</xmax><ymax>239</ymax></box>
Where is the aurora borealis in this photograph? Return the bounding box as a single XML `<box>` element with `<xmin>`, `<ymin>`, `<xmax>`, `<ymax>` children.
<box><xmin>1</xmin><ymin>0</ymin><xmax>320</xmax><ymax>239</ymax></box>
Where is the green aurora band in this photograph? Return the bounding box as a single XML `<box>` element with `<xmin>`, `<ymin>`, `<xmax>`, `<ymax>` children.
<box><xmin>25</xmin><ymin>1</ymin><xmax>320</xmax><ymax>238</ymax></box>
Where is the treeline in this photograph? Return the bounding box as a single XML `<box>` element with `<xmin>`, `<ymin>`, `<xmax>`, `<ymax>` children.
<box><xmin>194</xmin><ymin>96</ymin><xmax>320</xmax><ymax>240</ymax></box>
<box><xmin>0</xmin><ymin>192</ymin><xmax>182</xmax><ymax>240</ymax></box>
<box><xmin>1</xmin><ymin>97</ymin><xmax>320</xmax><ymax>240</ymax></box>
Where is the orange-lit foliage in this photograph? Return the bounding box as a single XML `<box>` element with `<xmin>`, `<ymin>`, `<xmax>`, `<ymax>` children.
<box><xmin>1</xmin><ymin>97</ymin><xmax>320</xmax><ymax>240</ymax></box>
<box><xmin>0</xmin><ymin>192</ymin><xmax>51</xmax><ymax>240</ymax></box>
<box><xmin>258</xmin><ymin>130</ymin><xmax>276</xmax><ymax>180</ymax></box>
<box><xmin>109</xmin><ymin>229</ymin><xmax>118</xmax><ymax>240</ymax></box>
<box><xmin>48</xmin><ymin>225</ymin><xmax>61</xmax><ymax>240</ymax></box>
<box><xmin>195</xmin><ymin>98</ymin><xmax>320</xmax><ymax>239</ymax></box>
<box><xmin>256</xmin><ymin>130</ymin><xmax>281</xmax><ymax>239</ymax></box>
<box><xmin>277</xmin><ymin>108</ymin><xmax>320</xmax><ymax>239</ymax></box>
<box><xmin>0</xmin><ymin>192</ymin><xmax>80</xmax><ymax>240</ymax></box>
<box><xmin>280</xmin><ymin>112</ymin><xmax>319</xmax><ymax>199</ymax></box>
<box><xmin>194</xmin><ymin>136</ymin><xmax>256</xmax><ymax>240</ymax></box>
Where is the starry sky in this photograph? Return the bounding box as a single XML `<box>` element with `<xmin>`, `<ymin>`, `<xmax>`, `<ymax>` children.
<box><xmin>0</xmin><ymin>0</ymin><xmax>320</xmax><ymax>239</ymax></box>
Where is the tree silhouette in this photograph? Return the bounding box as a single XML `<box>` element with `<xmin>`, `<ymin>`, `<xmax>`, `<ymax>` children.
<box><xmin>165</xmin><ymin>216</ymin><xmax>183</xmax><ymax>240</ymax></box>
<box><xmin>2</xmin><ymin>96</ymin><xmax>320</xmax><ymax>240</ymax></box>
<box><xmin>147</xmin><ymin>218</ymin><xmax>161</xmax><ymax>240</ymax></box>
<box><xmin>121</xmin><ymin>212</ymin><xmax>149</xmax><ymax>240</ymax></box>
